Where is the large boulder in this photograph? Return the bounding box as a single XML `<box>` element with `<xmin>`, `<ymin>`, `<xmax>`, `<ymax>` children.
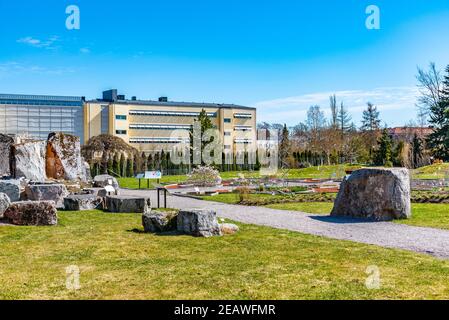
<box><xmin>12</xmin><ymin>140</ymin><xmax>47</xmax><ymax>181</ymax></box>
<box><xmin>93</xmin><ymin>174</ymin><xmax>119</xmax><ymax>190</ymax></box>
<box><xmin>331</xmin><ymin>168</ymin><xmax>411</xmax><ymax>221</ymax></box>
<box><xmin>3</xmin><ymin>201</ymin><xmax>57</xmax><ymax>226</ymax></box>
<box><xmin>142</xmin><ymin>210</ymin><xmax>178</xmax><ymax>233</ymax></box>
<box><xmin>46</xmin><ymin>132</ymin><xmax>87</xmax><ymax>182</ymax></box>
<box><xmin>0</xmin><ymin>180</ymin><xmax>21</xmax><ymax>202</ymax></box>
<box><xmin>105</xmin><ymin>195</ymin><xmax>151</xmax><ymax>213</ymax></box>
<box><xmin>25</xmin><ymin>183</ymin><xmax>69</xmax><ymax>209</ymax></box>
<box><xmin>64</xmin><ymin>194</ymin><xmax>101</xmax><ymax>211</ymax></box>
<box><xmin>0</xmin><ymin>134</ymin><xmax>13</xmax><ymax>177</ymax></box>
<box><xmin>0</xmin><ymin>193</ymin><xmax>11</xmax><ymax>219</ymax></box>
<box><xmin>177</xmin><ymin>209</ymin><xmax>222</xmax><ymax>237</ymax></box>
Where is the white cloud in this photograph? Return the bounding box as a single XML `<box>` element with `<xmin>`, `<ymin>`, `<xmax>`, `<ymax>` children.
<box><xmin>17</xmin><ymin>36</ymin><xmax>59</xmax><ymax>49</ymax></box>
<box><xmin>80</xmin><ymin>47</ymin><xmax>91</xmax><ymax>54</ymax></box>
<box><xmin>252</xmin><ymin>86</ymin><xmax>420</xmax><ymax>126</ymax></box>
<box><xmin>0</xmin><ymin>61</ymin><xmax>76</xmax><ymax>77</ymax></box>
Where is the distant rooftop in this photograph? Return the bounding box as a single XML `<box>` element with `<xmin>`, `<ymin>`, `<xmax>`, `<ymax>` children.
<box><xmin>87</xmin><ymin>89</ymin><xmax>255</xmax><ymax>110</ymax></box>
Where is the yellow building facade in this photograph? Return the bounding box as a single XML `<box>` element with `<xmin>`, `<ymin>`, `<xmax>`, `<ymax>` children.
<box><xmin>84</xmin><ymin>90</ymin><xmax>257</xmax><ymax>155</ymax></box>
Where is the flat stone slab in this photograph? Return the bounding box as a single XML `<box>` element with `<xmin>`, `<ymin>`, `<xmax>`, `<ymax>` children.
<box><xmin>64</xmin><ymin>194</ymin><xmax>101</xmax><ymax>211</ymax></box>
<box><xmin>105</xmin><ymin>195</ymin><xmax>150</xmax><ymax>213</ymax></box>
<box><xmin>25</xmin><ymin>183</ymin><xmax>69</xmax><ymax>209</ymax></box>
<box><xmin>0</xmin><ymin>180</ymin><xmax>21</xmax><ymax>202</ymax></box>
<box><xmin>3</xmin><ymin>201</ymin><xmax>57</xmax><ymax>226</ymax></box>
<box><xmin>177</xmin><ymin>209</ymin><xmax>222</xmax><ymax>237</ymax></box>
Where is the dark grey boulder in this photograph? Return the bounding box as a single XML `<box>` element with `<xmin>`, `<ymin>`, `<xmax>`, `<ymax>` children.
<box><xmin>142</xmin><ymin>210</ymin><xmax>178</xmax><ymax>233</ymax></box>
<box><xmin>177</xmin><ymin>209</ymin><xmax>222</xmax><ymax>237</ymax></box>
<box><xmin>64</xmin><ymin>194</ymin><xmax>102</xmax><ymax>211</ymax></box>
<box><xmin>105</xmin><ymin>195</ymin><xmax>151</xmax><ymax>213</ymax></box>
<box><xmin>3</xmin><ymin>201</ymin><xmax>57</xmax><ymax>226</ymax></box>
<box><xmin>331</xmin><ymin>168</ymin><xmax>411</xmax><ymax>221</ymax></box>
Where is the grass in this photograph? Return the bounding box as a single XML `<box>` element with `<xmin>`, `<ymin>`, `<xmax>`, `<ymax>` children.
<box><xmin>2</xmin><ymin>210</ymin><xmax>449</xmax><ymax>299</ymax></box>
<box><xmin>412</xmin><ymin>163</ymin><xmax>449</xmax><ymax>180</ymax></box>
<box><xmin>117</xmin><ymin>165</ymin><xmax>359</xmax><ymax>189</ymax></box>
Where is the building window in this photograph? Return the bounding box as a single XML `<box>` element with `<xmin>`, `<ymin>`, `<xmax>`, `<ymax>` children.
<box><xmin>224</xmin><ymin>145</ymin><xmax>231</xmax><ymax>150</ymax></box>
<box><xmin>224</xmin><ymin>131</ymin><xmax>231</xmax><ymax>136</ymax></box>
<box><xmin>224</xmin><ymin>118</ymin><xmax>231</xmax><ymax>123</ymax></box>
<box><xmin>129</xmin><ymin>110</ymin><xmax>217</xmax><ymax>117</ymax></box>
<box><xmin>116</xmin><ymin>130</ymin><xmax>127</xmax><ymax>135</ymax></box>
<box><xmin>129</xmin><ymin>124</ymin><xmax>192</xmax><ymax>130</ymax></box>
<box><xmin>101</xmin><ymin>105</ymin><xmax>109</xmax><ymax>134</ymax></box>
<box><xmin>234</xmin><ymin>113</ymin><xmax>252</xmax><ymax>119</ymax></box>
<box><xmin>116</xmin><ymin>115</ymin><xmax>127</xmax><ymax>120</ymax></box>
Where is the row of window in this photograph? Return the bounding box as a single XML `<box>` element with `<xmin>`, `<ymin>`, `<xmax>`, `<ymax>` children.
<box><xmin>129</xmin><ymin>124</ymin><xmax>192</xmax><ymax>130</ymax></box>
<box><xmin>128</xmin><ymin>137</ymin><xmax>253</xmax><ymax>144</ymax></box>
<box><xmin>129</xmin><ymin>110</ymin><xmax>217</xmax><ymax>117</ymax></box>
<box><xmin>0</xmin><ymin>101</ymin><xmax>82</xmax><ymax>107</ymax></box>
<box><xmin>234</xmin><ymin>113</ymin><xmax>252</xmax><ymax>119</ymax></box>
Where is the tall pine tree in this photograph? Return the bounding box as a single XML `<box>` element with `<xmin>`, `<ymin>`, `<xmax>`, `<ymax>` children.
<box><xmin>427</xmin><ymin>65</ymin><xmax>449</xmax><ymax>160</ymax></box>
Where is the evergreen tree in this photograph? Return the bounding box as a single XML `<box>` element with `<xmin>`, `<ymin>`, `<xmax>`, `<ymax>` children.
<box><xmin>427</xmin><ymin>65</ymin><xmax>449</xmax><ymax>160</ymax></box>
<box><xmin>374</xmin><ymin>129</ymin><xmax>393</xmax><ymax>167</ymax></box>
<box><xmin>107</xmin><ymin>156</ymin><xmax>113</xmax><ymax>175</ymax></box>
<box><xmin>337</xmin><ymin>102</ymin><xmax>352</xmax><ymax>134</ymax></box>
<box><xmin>126</xmin><ymin>155</ymin><xmax>134</xmax><ymax>177</ymax></box>
<box><xmin>141</xmin><ymin>152</ymin><xmax>147</xmax><ymax>173</ymax></box>
<box><xmin>412</xmin><ymin>133</ymin><xmax>424</xmax><ymax>168</ymax></box>
<box><xmin>113</xmin><ymin>154</ymin><xmax>121</xmax><ymax>176</ymax></box>
<box><xmin>361</xmin><ymin>102</ymin><xmax>381</xmax><ymax>131</ymax></box>
<box><xmin>190</xmin><ymin>109</ymin><xmax>214</xmax><ymax>166</ymax></box>
<box><xmin>279</xmin><ymin>124</ymin><xmax>291</xmax><ymax>166</ymax></box>
<box><xmin>119</xmin><ymin>154</ymin><xmax>126</xmax><ymax>177</ymax></box>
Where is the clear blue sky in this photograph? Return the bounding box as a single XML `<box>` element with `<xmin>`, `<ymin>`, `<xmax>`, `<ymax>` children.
<box><xmin>1</xmin><ymin>0</ymin><xmax>448</xmax><ymax>126</ymax></box>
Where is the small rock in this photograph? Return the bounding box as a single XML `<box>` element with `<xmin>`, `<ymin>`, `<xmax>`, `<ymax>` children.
<box><xmin>3</xmin><ymin>201</ymin><xmax>57</xmax><ymax>226</ymax></box>
<box><xmin>220</xmin><ymin>223</ymin><xmax>239</xmax><ymax>235</ymax></box>
<box><xmin>177</xmin><ymin>209</ymin><xmax>222</xmax><ymax>237</ymax></box>
<box><xmin>142</xmin><ymin>210</ymin><xmax>178</xmax><ymax>233</ymax></box>
<box><xmin>64</xmin><ymin>194</ymin><xmax>102</xmax><ymax>211</ymax></box>
<box><xmin>105</xmin><ymin>195</ymin><xmax>151</xmax><ymax>213</ymax></box>
<box><xmin>0</xmin><ymin>193</ymin><xmax>11</xmax><ymax>219</ymax></box>
<box><xmin>93</xmin><ymin>174</ymin><xmax>120</xmax><ymax>190</ymax></box>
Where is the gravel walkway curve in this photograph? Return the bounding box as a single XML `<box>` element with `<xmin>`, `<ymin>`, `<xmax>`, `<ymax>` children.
<box><xmin>122</xmin><ymin>189</ymin><xmax>449</xmax><ymax>259</ymax></box>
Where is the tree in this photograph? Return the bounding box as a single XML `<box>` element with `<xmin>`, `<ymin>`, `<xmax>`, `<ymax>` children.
<box><xmin>337</xmin><ymin>102</ymin><xmax>352</xmax><ymax>134</ymax></box>
<box><xmin>412</xmin><ymin>133</ymin><xmax>424</xmax><ymax>168</ymax></box>
<box><xmin>190</xmin><ymin>109</ymin><xmax>215</xmax><ymax>166</ymax></box>
<box><xmin>107</xmin><ymin>156</ymin><xmax>113</xmax><ymax>175</ymax></box>
<box><xmin>427</xmin><ymin>65</ymin><xmax>449</xmax><ymax>160</ymax></box>
<box><xmin>279</xmin><ymin>124</ymin><xmax>291</xmax><ymax>167</ymax></box>
<box><xmin>126</xmin><ymin>155</ymin><xmax>134</xmax><ymax>177</ymax></box>
<box><xmin>329</xmin><ymin>94</ymin><xmax>338</xmax><ymax>128</ymax></box>
<box><xmin>119</xmin><ymin>154</ymin><xmax>126</xmax><ymax>177</ymax></box>
<box><xmin>361</xmin><ymin>102</ymin><xmax>381</xmax><ymax>132</ymax></box>
<box><xmin>374</xmin><ymin>129</ymin><xmax>393</xmax><ymax>167</ymax></box>
<box><xmin>416</xmin><ymin>62</ymin><xmax>443</xmax><ymax>126</ymax></box>
<box><xmin>113</xmin><ymin>153</ymin><xmax>121</xmax><ymax>176</ymax></box>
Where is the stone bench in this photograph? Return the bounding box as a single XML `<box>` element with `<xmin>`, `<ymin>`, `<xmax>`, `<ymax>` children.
<box><xmin>64</xmin><ymin>194</ymin><xmax>101</xmax><ymax>211</ymax></box>
<box><xmin>105</xmin><ymin>195</ymin><xmax>151</xmax><ymax>213</ymax></box>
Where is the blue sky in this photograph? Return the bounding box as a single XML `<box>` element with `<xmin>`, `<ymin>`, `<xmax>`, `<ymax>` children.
<box><xmin>1</xmin><ymin>0</ymin><xmax>449</xmax><ymax>127</ymax></box>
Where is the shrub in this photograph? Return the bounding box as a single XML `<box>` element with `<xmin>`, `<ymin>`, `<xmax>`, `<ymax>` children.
<box><xmin>187</xmin><ymin>166</ymin><xmax>222</xmax><ymax>187</ymax></box>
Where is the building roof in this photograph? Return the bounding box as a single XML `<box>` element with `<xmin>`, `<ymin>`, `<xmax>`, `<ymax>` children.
<box><xmin>87</xmin><ymin>98</ymin><xmax>256</xmax><ymax>110</ymax></box>
<box><xmin>0</xmin><ymin>93</ymin><xmax>84</xmax><ymax>106</ymax></box>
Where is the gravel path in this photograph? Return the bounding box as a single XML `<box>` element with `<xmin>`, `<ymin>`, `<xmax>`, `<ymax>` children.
<box><xmin>122</xmin><ymin>189</ymin><xmax>449</xmax><ymax>259</ymax></box>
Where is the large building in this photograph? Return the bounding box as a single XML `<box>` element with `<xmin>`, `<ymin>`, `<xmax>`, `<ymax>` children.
<box><xmin>0</xmin><ymin>93</ymin><xmax>85</xmax><ymax>141</ymax></box>
<box><xmin>84</xmin><ymin>90</ymin><xmax>257</xmax><ymax>154</ymax></box>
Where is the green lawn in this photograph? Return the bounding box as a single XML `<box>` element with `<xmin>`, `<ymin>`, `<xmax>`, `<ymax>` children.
<box><xmin>412</xmin><ymin>163</ymin><xmax>449</xmax><ymax>180</ymax></box>
<box><xmin>117</xmin><ymin>165</ymin><xmax>359</xmax><ymax>189</ymax></box>
<box><xmin>2</xmin><ymin>210</ymin><xmax>449</xmax><ymax>299</ymax></box>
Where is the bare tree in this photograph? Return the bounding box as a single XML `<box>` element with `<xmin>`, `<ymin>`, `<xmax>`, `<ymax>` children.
<box><xmin>416</xmin><ymin>62</ymin><xmax>443</xmax><ymax>126</ymax></box>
